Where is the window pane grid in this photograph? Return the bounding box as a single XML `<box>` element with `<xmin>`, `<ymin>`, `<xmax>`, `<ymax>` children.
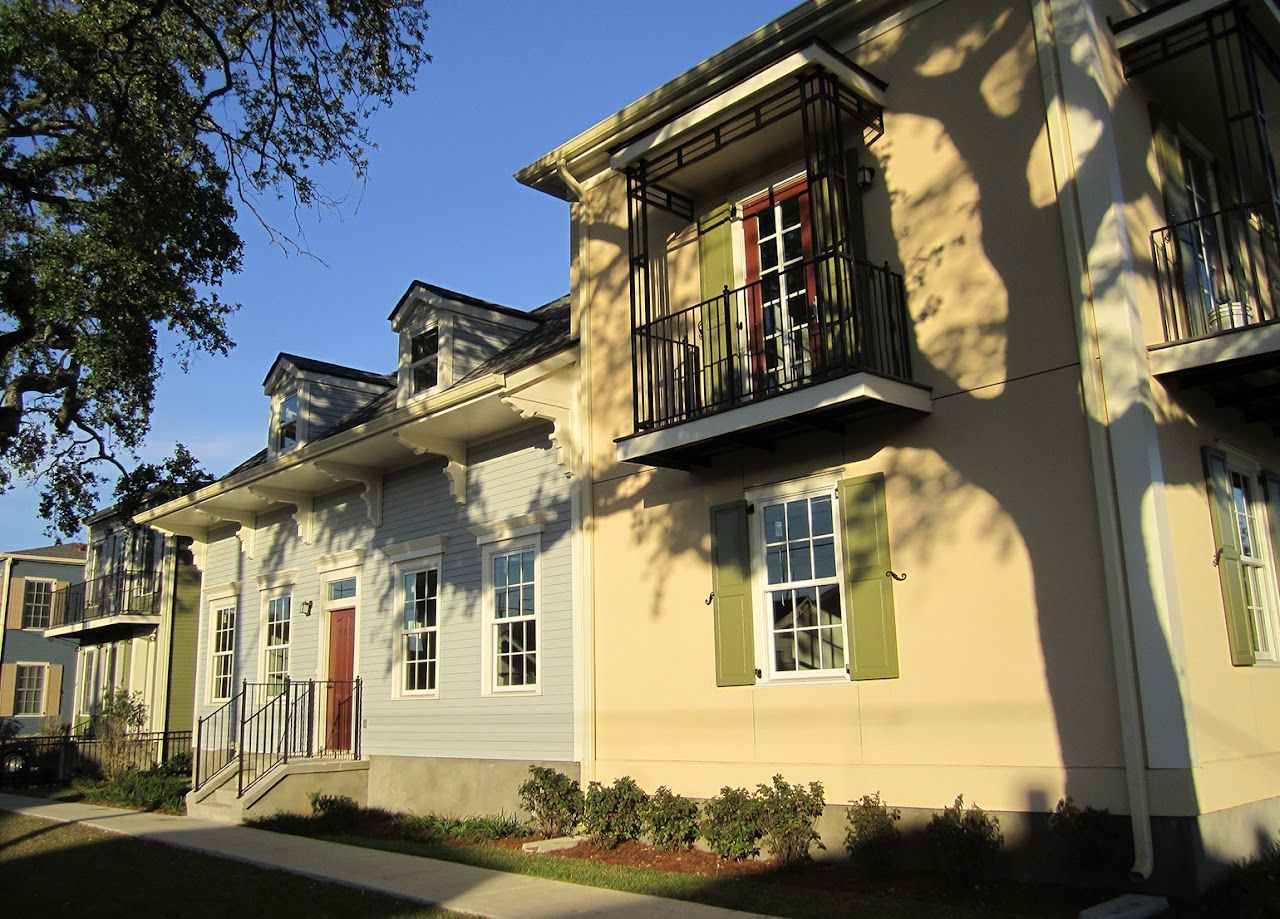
<box><xmin>265</xmin><ymin>596</ymin><xmax>291</xmax><ymax>686</ymax></box>
<box><xmin>763</xmin><ymin>494</ymin><xmax>845</xmax><ymax>675</ymax></box>
<box><xmin>1230</xmin><ymin>469</ymin><xmax>1278</xmax><ymax>660</ymax></box>
<box><xmin>22</xmin><ymin>580</ymin><xmax>53</xmax><ymax>629</ymax></box>
<box><xmin>492</xmin><ymin>549</ymin><xmax>536</xmax><ymax>688</ymax></box>
<box><xmin>410</xmin><ymin>329</ymin><xmax>440</xmax><ymax>393</ymax></box>
<box><xmin>403</xmin><ymin>568</ymin><xmax>439</xmax><ymax>692</ymax></box>
<box><xmin>15</xmin><ymin>665</ymin><xmax>44</xmax><ymax>715</ymax></box>
<box><xmin>212</xmin><ymin>606</ymin><xmax>236</xmax><ymax>701</ymax></box>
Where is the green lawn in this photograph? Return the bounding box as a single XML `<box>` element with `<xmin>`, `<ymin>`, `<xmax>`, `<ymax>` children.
<box><xmin>0</xmin><ymin>812</ymin><xmax>461</xmax><ymax>919</ymax></box>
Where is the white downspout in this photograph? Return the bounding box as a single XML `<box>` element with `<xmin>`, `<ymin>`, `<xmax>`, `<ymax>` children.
<box><xmin>557</xmin><ymin>159</ymin><xmax>597</xmax><ymax>784</ymax></box>
<box><xmin>1031</xmin><ymin>0</ymin><xmax>1153</xmax><ymax>880</ymax></box>
<box><xmin>0</xmin><ymin>557</ymin><xmax>11</xmax><ymax>671</ymax></box>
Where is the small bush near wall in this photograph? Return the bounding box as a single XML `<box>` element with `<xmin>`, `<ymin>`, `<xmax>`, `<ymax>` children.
<box><xmin>517</xmin><ymin>766</ymin><xmax>582</xmax><ymax>838</ymax></box>
<box><xmin>925</xmin><ymin>795</ymin><xmax>1004</xmax><ymax>887</ymax></box>
<box><xmin>756</xmin><ymin>775</ymin><xmax>825</xmax><ymax>865</ymax></box>
<box><xmin>79</xmin><ymin>768</ymin><xmax>190</xmax><ymax>814</ymax></box>
<box><xmin>643</xmin><ymin>786</ymin><xmax>699</xmax><ymax>851</ymax></box>
<box><xmin>308</xmin><ymin>792</ymin><xmax>363</xmax><ymax>832</ymax></box>
<box><xmin>844</xmin><ymin>792</ymin><xmax>901</xmax><ymax>876</ymax></box>
<box><xmin>583</xmin><ymin>776</ymin><xmax>648</xmax><ymax>848</ymax></box>
<box><xmin>1049</xmin><ymin>797</ymin><xmax>1115</xmax><ymax>879</ymax></box>
<box><xmin>701</xmin><ymin>786</ymin><xmax>764</xmax><ymax>860</ymax></box>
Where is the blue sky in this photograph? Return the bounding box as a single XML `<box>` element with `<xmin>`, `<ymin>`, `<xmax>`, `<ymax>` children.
<box><xmin>1</xmin><ymin>0</ymin><xmax>799</xmax><ymax>550</ymax></box>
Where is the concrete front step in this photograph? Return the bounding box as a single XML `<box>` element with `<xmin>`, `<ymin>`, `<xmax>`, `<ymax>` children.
<box><xmin>185</xmin><ymin>757</ymin><xmax>369</xmax><ymax>825</ymax></box>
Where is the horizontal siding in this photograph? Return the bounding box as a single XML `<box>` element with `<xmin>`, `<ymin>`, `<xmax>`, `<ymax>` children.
<box><xmin>193</xmin><ymin>422</ymin><xmax>576</xmax><ymax>763</ymax></box>
<box><xmin>451</xmin><ymin>320</ymin><xmax>526</xmax><ymax>381</ymax></box>
<box><xmin>307</xmin><ymin>380</ymin><xmax>384</xmax><ymax>435</ymax></box>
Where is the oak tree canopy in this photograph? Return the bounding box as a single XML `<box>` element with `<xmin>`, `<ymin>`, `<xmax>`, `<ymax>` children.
<box><xmin>1</xmin><ymin>0</ymin><xmax>430</xmax><ymax>534</ymax></box>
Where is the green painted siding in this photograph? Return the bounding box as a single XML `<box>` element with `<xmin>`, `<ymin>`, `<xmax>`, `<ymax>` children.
<box><xmin>164</xmin><ymin>554</ymin><xmax>202</xmax><ymax>731</ymax></box>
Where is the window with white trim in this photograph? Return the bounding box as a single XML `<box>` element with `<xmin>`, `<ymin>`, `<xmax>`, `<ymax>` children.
<box><xmin>409</xmin><ymin>327</ymin><xmax>440</xmax><ymax>394</ymax></box>
<box><xmin>758</xmin><ymin>486</ymin><xmax>846</xmax><ymax>677</ymax></box>
<box><xmin>402</xmin><ymin>568</ymin><xmax>439</xmax><ymax>693</ymax></box>
<box><xmin>264</xmin><ymin>595</ymin><xmax>291</xmax><ymax>686</ymax></box>
<box><xmin>21</xmin><ymin>579</ymin><xmax>54</xmax><ymax>629</ymax></box>
<box><xmin>488</xmin><ymin>545</ymin><xmax>538</xmax><ymax>690</ymax></box>
<box><xmin>210</xmin><ymin>604</ymin><xmax>237</xmax><ymax>702</ymax></box>
<box><xmin>15</xmin><ymin>664</ymin><xmax>45</xmax><ymax>715</ymax></box>
<box><xmin>275</xmin><ymin>391</ymin><xmax>299</xmax><ymax>451</ymax></box>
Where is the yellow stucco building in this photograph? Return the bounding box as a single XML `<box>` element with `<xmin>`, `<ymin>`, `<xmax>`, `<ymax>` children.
<box><xmin>518</xmin><ymin>0</ymin><xmax>1280</xmax><ymax>893</ymax></box>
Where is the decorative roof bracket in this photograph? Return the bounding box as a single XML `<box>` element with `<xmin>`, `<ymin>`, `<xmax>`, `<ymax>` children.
<box><xmin>314</xmin><ymin>461</ymin><xmax>384</xmax><ymax>527</ymax></box>
<box><xmin>391</xmin><ymin>429</ymin><xmax>468</xmax><ymax>504</ymax></box>
<box><xmin>247</xmin><ymin>486</ymin><xmax>315</xmax><ymax>544</ymax></box>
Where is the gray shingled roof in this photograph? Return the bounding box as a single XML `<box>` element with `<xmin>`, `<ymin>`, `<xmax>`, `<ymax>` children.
<box><xmin>6</xmin><ymin>543</ymin><xmax>87</xmax><ymax>559</ymax></box>
<box><xmin>217</xmin><ymin>295</ymin><xmax>573</xmax><ymax>481</ymax></box>
<box><xmin>264</xmin><ymin>353</ymin><xmax>395</xmax><ymax>389</ymax></box>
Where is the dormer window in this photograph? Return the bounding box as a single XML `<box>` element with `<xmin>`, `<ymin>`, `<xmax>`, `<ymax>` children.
<box><xmin>410</xmin><ymin>328</ymin><xmax>440</xmax><ymax>394</ymax></box>
<box><xmin>275</xmin><ymin>392</ymin><xmax>299</xmax><ymax>451</ymax></box>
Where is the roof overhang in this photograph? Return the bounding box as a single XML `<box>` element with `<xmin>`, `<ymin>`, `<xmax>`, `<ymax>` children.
<box><xmin>515</xmin><ymin>0</ymin><xmax>899</xmax><ymax>199</ymax></box>
<box><xmin>0</xmin><ymin>553</ymin><xmax>85</xmax><ymax>566</ymax></box>
<box><xmin>45</xmin><ymin>614</ymin><xmax>158</xmax><ymax>640</ymax></box>
<box><xmin>136</xmin><ymin>346</ymin><xmax>579</xmax><ymax>543</ymax></box>
<box><xmin>1111</xmin><ymin>0</ymin><xmax>1280</xmax><ymax>76</ymax></box>
<box><xmin>610</xmin><ymin>41</ymin><xmax>886</xmax><ymax>173</ymax></box>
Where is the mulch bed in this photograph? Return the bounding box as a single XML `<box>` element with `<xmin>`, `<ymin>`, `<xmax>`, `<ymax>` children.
<box><xmin>546</xmin><ymin>839</ymin><xmax>777</xmax><ymax>879</ymax></box>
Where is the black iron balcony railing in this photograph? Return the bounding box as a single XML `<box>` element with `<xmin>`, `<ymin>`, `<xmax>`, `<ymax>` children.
<box><xmin>48</xmin><ymin>570</ymin><xmax>161</xmax><ymax>629</ymax></box>
<box><xmin>632</xmin><ymin>252</ymin><xmax>912</xmax><ymax>432</ymax></box>
<box><xmin>1151</xmin><ymin>201</ymin><xmax>1280</xmax><ymax>344</ymax></box>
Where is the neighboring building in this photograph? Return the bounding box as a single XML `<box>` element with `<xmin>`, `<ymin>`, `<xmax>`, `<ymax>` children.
<box><xmin>137</xmin><ymin>284</ymin><xmax>579</xmax><ymax>821</ymax></box>
<box><xmin>0</xmin><ymin>543</ymin><xmax>85</xmax><ymax>734</ymax></box>
<box><xmin>513</xmin><ymin>0</ymin><xmax>1280</xmax><ymax>895</ymax></box>
<box><xmin>44</xmin><ymin>514</ymin><xmax>201</xmax><ymax>737</ymax></box>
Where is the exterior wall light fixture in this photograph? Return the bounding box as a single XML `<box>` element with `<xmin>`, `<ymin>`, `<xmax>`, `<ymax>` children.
<box><xmin>856</xmin><ymin>165</ymin><xmax>876</xmax><ymax>191</ymax></box>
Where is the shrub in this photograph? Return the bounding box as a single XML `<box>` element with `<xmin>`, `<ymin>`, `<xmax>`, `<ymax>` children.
<box><xmin>81</xmin><ymin>770</ymin><xmax>190</xmax><ymax>813</ymax></box>
<box><xmin>308</xmin><ymin>792</ymin><xmax>362</xmax><ymax>831</ymax></box>
<box><xmin>1049</xmin><ymin>797</ymin><xmax>1114</xmax><ymax>874</ymax></box>
<box><xmin>643</xmin><ymin>786</ymin><xmax>699</xmax><ymax>851</ymax></box>
<box><xmin>701</xmin><ymin>786</ymin><xmax>763</xmax><ymax>860</ymax></box>
<box><xmin>96</xmin><ymin>689</ymin><xmax>148</xmax><ymax>781</ymax></box>
<box><xmin>756</xmin><ymin>774</ymin><xmax>825</xmax><ymax>865</ymax></box>
<box><xmin>394</xmin><ymin>811</ymin><xmax>528</xmax><ymax>843</ymax></box>
<box><xmin>583</xmin><ymin>776</ymin><xmax>648</xmax><ymax>848</ymax></box>
<box><xmin>517</xmin><ymin>766</ymin><xmax>582</xmax><ymax>838</ymax></box>
<box><xmin>845</xmin><ymin>792</ymin><xmax>901</xmax><ymax>875</ymax></box>
<box><xmin>925</xmin><ymin>795</ymin><xmax>1003</xmax><ymax>887</ymax></box>
<box><xmin>158</xmin><ymin>751</ymin><xmax>192</xmax><ymax>778</ymax></box>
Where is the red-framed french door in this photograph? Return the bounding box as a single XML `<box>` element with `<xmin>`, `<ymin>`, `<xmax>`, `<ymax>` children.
<box><xmin>742</xmin><ymin>176</ymin><xmax>822</xmax><ymax>394</ymax></box>
<box><xmin>326</xmin><ymin>608</ymin><xmax>355</xmax><ymax>751</ymax></box>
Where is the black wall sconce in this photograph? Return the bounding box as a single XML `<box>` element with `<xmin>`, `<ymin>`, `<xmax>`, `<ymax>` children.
<box><xmin>856</xmin><ymin>165</ymin><xmax>876</xmax><ymax>191</ymax></box>
<box><xmin>301</xmin><ymin>600</ymin><xmax>314</xmax><ymax>617</ymax></box>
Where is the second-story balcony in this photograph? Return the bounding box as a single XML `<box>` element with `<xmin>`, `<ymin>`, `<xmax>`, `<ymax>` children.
<box><xmin>45</xmin><ymin>570</ymin><xmax>162</xmax><ymax>638</ymax></box>
<box><xmin>622</xmin><ymin>252</ymin><xmax>921</xmax><ymax>465</ymax></box>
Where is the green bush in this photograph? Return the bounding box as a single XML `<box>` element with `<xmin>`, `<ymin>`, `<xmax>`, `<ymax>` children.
<box><xmin>158</xmin><ymin>751</ymin><xmax>192</xmax><ymax>778</ymax></box>
<box><xmin>81</xmin><ymin>770</ymin><xmax>189</xmax><ymax>813</ymax></box>
<box><xmin>700</xmin><ymin>786</ymin><xmax>763</xmax><ymax>860</ymax></box>
<box><xmin>844</xmin><ymin>792</ymin><xmax>901</xmax><ymax>875</ymax></box>
<box><xmin>1049</xmin><ymin>796</ymin><xmax>1114</xmax><ymax>873</ymax></box>
<box><xmin>583</xmin><ymin>776</ymin><xmax>648</xmax><ymax>848</ymax></box>
<box><xmin>393</xmin><ymin>811</ymin><xmax>527</xmax><ymax>843</ymax></box>
<box><xmin>643</xmin><ymin>786</ymin><xmax>699</xmax><ymax>851</ymax></box>
<box><xmin>756</xmin><ymin>775</ymin><xmax>825</xmax><ymax>865</ymax></box>
<box><xmin>925</xmin><ymin>795</ymin><xmax>1003</xmax><ymax>886</ymax></box>
<box><xmin>518</xmin><ymin>766</ymin><xmax>582</xmax><ymax>838</ymax></box>
<box><xmin>96</xmin><ymin>689</ymin><xmax>148</xmax><ymax>781</ymax></box>
<box><xmin>308</xmin><ymin>792</ymin><xmax>362</xmax><ymax>831</ymax></box>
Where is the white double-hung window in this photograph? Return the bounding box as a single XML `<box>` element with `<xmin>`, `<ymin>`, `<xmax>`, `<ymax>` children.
<box><xmin>757</xmin><ymin>484</ymin><xmax>846</xmax><ymax>677</ymax></box>
<box><xmin>21</xmin><ymin>579</ymin><xmax>54</xmax><ymax>629</ymax></box>
<box><xmin>489</xmin><ymin>544</ymin><xmax>538</xmax><ymax>690</ymax></box>
<box><xmin>402</xmin><ymin>568</ymin><xmax>439</xmax><ymax>693</ymax></box>
<box><xmin>210</xmin><ymin>604</ymin><xmax>237</xmax><ymax>702</ymax></box>
<box><xmin>264</xmin><ymin>594</ymin><xmax>292</xmax><ymax>686</ymax></box>
<box><xmin>14</xmin><ymin>664</ymin><xmax>46</xmax><ymax>715</ymax></box>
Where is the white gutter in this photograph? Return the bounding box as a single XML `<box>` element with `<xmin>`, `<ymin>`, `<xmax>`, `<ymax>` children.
<box><xmin>1032</xmin><ymin>0</ymin><xmax>1153</xmax><ymax>880</ymax></box>
<box><xmin>558</xmin><ymin>159</ymin><xmax>597</xmax><ymax>784</ymax></box>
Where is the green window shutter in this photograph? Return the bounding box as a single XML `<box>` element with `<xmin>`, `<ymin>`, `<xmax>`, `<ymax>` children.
<box><xmin>710</xmin><ymin>500</ymin><xmax>755</xmax><ymax>686</ymax></box>
<box><xmin>840</xmin><ymin>473</ymin><xmax>900</xmax><ymax>680</ymax></box>
<box><xmin>699</xmin><ymin>204</ymin><xmax>737</xmax><ymax>411</ymax></box>
<box><xmin>1204</xmin><ymin>448</ymin><xmax>1257</xmax><ymax>666</ymax></box>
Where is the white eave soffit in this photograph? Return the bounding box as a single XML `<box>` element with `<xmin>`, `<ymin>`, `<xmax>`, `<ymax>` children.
<box><xmin>1111</xmin><ymin>0</ymin><xmax>1245</xmax><ymax>52</ymax></box>
<box><xmin>611</xmin><ymin>42</ymin><xmax>887</xmax><ymax>171</ymax></box>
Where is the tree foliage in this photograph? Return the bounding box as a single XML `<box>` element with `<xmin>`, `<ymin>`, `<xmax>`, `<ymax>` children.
<box><xmin>1</xmin><ymin>0</ymin><xmax>430</xmax><ymax>532</ymax></box>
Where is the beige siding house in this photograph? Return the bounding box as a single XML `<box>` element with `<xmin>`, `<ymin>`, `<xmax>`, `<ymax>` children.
<box><xmin>138</xmin><ymin>283</ymin><xmax>581</xmax><ymax>821</ymax></box>
<box><xmin>515</xmin><ymin>0</ymin><xmax>1280</xmax><ymax>893</ymax></box>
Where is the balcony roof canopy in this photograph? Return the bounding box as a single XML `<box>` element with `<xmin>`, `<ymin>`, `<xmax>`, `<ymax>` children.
<box><xmin>1111</xmin><ymin>0</ymin><xmax>1280</xmax><ymax>77</ymax></box>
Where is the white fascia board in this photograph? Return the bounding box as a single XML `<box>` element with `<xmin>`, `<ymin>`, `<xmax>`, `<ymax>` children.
<box><xmin>391</xmin><ymin>287</ymin><xmax>539</xmax><ymax>334</ymax></box>
<box><xmin>611</xmin><ymin>43</ymin><xmax>886</xmax><ymax>171</ymax></box>
<box><xmin>1113</xmin><ymin>0</ymin><xmax>1232</xmax><ymax>51</ymax></box>
<box><xmin>0</xmin><ymin>554</ymin><xmax>85</xmax><ymax>567</ymax></box>
<box><xmin>616</xmin><ymin>373</ymin><xmax>931</xmax><ymax>464</ymax></box>
<box><xmin>1147</xmin><ymin>322</ymin><xmax>1280</xmax><ymax>376</ymax></box>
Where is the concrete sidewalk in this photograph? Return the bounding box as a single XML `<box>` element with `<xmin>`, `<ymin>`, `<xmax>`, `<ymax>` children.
<box><xmin>0</xmin><ymin>794</ymin><xmax>774</xmax><ymax>918</ymax></box>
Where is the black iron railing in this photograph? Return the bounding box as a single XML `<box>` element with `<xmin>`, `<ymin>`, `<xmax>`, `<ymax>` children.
<box><xmin>1151</xmin><ymin>201</ymin><xmax>1280</xmax><ymax>343</ymax></box>
<box><xmin>632</xmin><ymin>252</ymin><xmax>912</xmax><ymax>432</ymax></box>
<box><xmin>0</xmin><ymin>729</ymin><xmax>192</xmax><ymax>788</ymax></box>
<box><xmin>49</xmin><ymin>569</ymin><xmax>161</xmax><ymax>628</ymax></box>
<box><xmin>196</xmin><ymin>677</ymin><xmax>362</xmax><ymax>797</ymax></box>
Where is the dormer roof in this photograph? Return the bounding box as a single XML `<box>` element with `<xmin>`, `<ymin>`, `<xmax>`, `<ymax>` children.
<box><xmin>388</xmin><ymin>280</ymin><xmax>542</xmax><ymax>331</ymax></box>
<box><xmin>262</xmin><ymin>352</ymin><xmax>395</xmax><ymax>392</ymax></box>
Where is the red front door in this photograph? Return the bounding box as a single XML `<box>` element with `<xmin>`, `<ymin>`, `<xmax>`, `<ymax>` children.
<box><xmin>326</xmin><ymin>608</ymin><xmax>355</xmax><ymax>752</ymax></box>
